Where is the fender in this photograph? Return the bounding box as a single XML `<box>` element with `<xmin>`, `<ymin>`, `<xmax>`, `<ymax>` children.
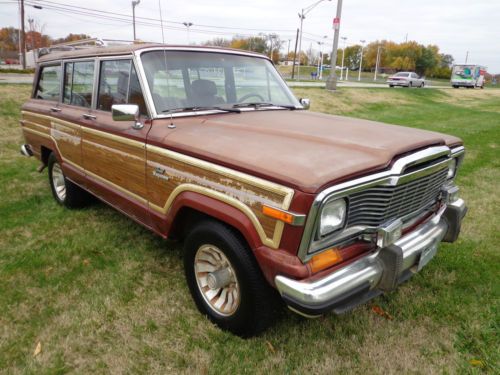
<box><xmin>151</xmin><ymin>190</ymin><xmax>264</xmax><ymax>250</ymax></box>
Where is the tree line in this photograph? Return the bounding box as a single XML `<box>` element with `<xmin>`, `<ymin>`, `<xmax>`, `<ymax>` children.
<box><xmin>0</xmin><ymin>26</ymin><xmax>91</xmax><ymax>55</ymax></box>
<box><xmin>1</xmin><ymin>25</ymin><xmax>454</xmax><ymax>79</ymax></box>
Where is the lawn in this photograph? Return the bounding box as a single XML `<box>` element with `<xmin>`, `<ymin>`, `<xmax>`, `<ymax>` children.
<box><xmin>0</xmin><ymin>84</ymin><xmax>499</xmax><ymax>374</ymax></box>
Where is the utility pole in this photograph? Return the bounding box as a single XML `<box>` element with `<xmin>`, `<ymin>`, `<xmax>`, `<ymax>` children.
<box><xmin>132</xmin><ymin>0</ymin><xmax>140</xmax><ymax>41</ymax></box>
<box><xmin>20</xmin><ymin>0</ymin><xmax>26</xmax><ymax>69</ymax></box>
<box><xmin>287</xmin><ymin>39</ymin><xmax>291</xmax><ymax>60</ymax></box>
<box><xmin>340</xmin><ymin>36</ymin><xmax>347</xmax><ymax>80</ymax></box>
<box><xmin>297</xmin><ymin>11</ymin><xmax>305</xmax><ymax>81</ymax></box>
<box><xmin>374</xmin><ymin>45</ymin><xmax>381</xmax><ymax>81</ymax></box>
<box><xmin>325</xmin><ymin>0</ymin><xmax>343</xmax><ymax>90</ymax></box>
<box><xmin>291</xmin><ymin>28</ymin><xmax>299</xmax><ymax>80</ymax></box>
<box><xmin>183</xmin><ymin>22</ymin><xmax>193</xmax><ymax>44</ymax></box>
<box><xmin>358</xmin><ymin>39</ymin><xmax>365</xmax><ymax>81</ymax></box>
<box><xmin>465</xmin><ymin>51</ymin><xmax>469</xmax><ymax>64</ymax></box>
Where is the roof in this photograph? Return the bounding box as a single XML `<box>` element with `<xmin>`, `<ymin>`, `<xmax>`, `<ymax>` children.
<box><xmin>37</xmin><ymin>43</ymin><xmax>267</xmax><ymax>63</ymax></box>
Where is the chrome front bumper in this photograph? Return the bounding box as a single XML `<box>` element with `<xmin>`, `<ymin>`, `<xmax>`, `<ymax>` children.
<box><xmin>275</xmin><ymin>199</ymin><xmax>467</xmax><ymax>317</ymax></box>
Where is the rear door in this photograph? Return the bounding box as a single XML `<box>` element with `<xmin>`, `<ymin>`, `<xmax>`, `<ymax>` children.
<box><xmin>82</xmin><ymin>57</ymin><xmax>151</xmax><ymax>225</ymax></box>
<box><xmin>51</xmin><ymin>59</ymin><xmax>97</xmax><ymax>185</ymax></box>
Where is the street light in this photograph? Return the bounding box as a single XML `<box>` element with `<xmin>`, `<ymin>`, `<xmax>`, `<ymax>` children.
<box><xmin>295</xmin><ymin>0</ymin><xmax>332</xmax><ymax>81</ymax></box>
<box><xmin>183</xmin><ymin>22</ymin><xmax>193</xmax><ymax>44</ymax></box>
<box><xmin>132</xmin><ymin>0</ymin><xmax>140</xmax><ymax>41</ymax></box>
<box><xmin>340</xmin><ymin>36</ymin><xmax>347</xmax><ymax>80</ymax></box>
<box><xmin>316</xmin><ymin>35</ymin><xmax>327</xmax><ymax>80</ymax></box>
<box><xmin>358</xmin><ymin>39</ymin><xmax>366</xmax><ymax>82</ymax></box>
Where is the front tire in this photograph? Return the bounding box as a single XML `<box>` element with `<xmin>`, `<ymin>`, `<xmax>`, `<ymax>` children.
<box><xmin>48</xmin><ymin>153</ymin><xmax>91</xmax><ymax>208</ymax></box>
<box><xmin>183</xmin><ymin>220</ymin><xmax>278</xmax><ymax>337</ymax></box>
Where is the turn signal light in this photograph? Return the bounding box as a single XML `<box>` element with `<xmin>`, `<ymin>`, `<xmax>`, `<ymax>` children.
<box><xmin>262</xmin><ymin>205</ymin><xmax>294</xmax><ymax>224</ymax></box>
<box><xmin>309</xmin><ymin>248</ymin><xmax>343</xmax><ymax>274</ymax></box>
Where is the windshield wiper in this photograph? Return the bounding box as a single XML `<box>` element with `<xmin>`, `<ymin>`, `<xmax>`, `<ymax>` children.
<box><xmin>162</xmin><ymin>106</ymin><xmax>241</xmax><ymax>114</ymax></box>
<box><xmin>232</xmin><ymin>102</ymin><xmax>297</xmax><ymax>110</ymax></box>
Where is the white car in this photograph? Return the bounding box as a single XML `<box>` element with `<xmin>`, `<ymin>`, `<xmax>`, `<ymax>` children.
<box><xmin>387</xmin><ymin>72</ymin><xmax>425</xmax><ymax>88</ymax></box>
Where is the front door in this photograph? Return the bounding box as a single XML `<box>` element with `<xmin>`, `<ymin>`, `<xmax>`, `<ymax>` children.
<box><xmin>81</xmin><ymin>58</ymin><xmax>151</xmax><ymax>225</ymax></box>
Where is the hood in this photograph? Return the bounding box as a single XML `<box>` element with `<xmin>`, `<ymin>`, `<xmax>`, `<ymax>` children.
<box><xmin>155</xmin><ymin>110</ymin><xmax>462</xmax><ymax>194</ymax></box>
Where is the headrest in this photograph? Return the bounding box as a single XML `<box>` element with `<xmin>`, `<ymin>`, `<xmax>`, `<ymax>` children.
<box><xmin>192</xmin><ymin>79</ymin><xmax>217</xmax><ymax>97</ymax></box>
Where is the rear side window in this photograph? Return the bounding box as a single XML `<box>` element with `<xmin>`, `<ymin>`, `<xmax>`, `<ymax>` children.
<box><xmin>97</xmin><ymin>59</ymin><xmax>147</xmax><ymax>115</ymax></box>
<box><xmin>63</xmin><ymin>61</ymin><xmax>95</xmax><ymax>108</ymax></box>
<box><xmin>35</xmin><ymin>65</ymin><xmax>61</xmax><ymax>101</ymax></box>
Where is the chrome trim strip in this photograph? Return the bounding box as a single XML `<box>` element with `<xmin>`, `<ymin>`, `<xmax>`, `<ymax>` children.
<box><xmin>298</xmin><ymin>146</ymin><xmax>454</xmax><ymax>262</ymax></box>
<box><xmin>276</xmin><ymin>204</ymin><xmax>452</xmax><ymax>313</ymax></box>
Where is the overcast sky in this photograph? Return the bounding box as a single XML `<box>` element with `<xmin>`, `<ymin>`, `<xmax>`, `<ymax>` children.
<box><xmin>2</xmin><ymin>0</ymin><xmax>499</xmax><ymax>72</ymax></box>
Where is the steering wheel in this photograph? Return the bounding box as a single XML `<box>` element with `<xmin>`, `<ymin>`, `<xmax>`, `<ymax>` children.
<box><xmin>238</xmin><ymin>93</ymin><xmax>265</xmax><ymax>103</ymax></box>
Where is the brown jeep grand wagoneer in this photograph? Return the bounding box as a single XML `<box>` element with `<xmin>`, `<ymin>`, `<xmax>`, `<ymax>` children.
<box><xmin>20</xmin><ymin>44</ymin><xmax>467</xmax><ymax>336</ymax></box>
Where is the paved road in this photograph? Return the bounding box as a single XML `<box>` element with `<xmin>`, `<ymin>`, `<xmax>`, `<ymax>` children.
<box><xmin>1</xmin><ymin>73</ymin><xmax>452</xmax><ymax>90</ymax></box>
<box><xmin>0</xmin><ymin>73</ymin><xmax>34</xmax><ymax>84</ymax></box>
<box><xmin>287</xmin><ymin>80</ymin><xmax>452</xmax><ymax>89</ymax></box>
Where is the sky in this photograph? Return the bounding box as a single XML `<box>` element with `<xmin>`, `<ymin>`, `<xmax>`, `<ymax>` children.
<box><xmin>1</xmin><ymin>0</ymin><xmax>499</xmax><ymax>72</ymax></box>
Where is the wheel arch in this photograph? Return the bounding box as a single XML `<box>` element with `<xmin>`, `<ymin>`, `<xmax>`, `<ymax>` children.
<box><xmin>165</xmin><ymin>190</ymin><xmax>265</xmax><ymax>251</ymax></box>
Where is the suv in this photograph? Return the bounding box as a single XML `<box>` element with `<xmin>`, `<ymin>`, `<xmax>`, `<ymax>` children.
<box><xmin>20</xmin><ymin>44</ymin><xmax>467</xmax><ymax>336</ymax></box>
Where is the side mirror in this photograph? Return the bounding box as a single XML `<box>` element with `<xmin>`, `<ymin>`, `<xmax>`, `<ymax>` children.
<box><xmin>112</xmin><ymin>104</ymin><xmax>143</xmax><ymax>129</ymax></box>
<box><xmin>299</xmin><ymin>98</ymin><xmax>310</xmax><ymax>110</ymax></box>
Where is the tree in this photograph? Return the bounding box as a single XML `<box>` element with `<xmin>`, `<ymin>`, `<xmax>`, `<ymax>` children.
<box><xmin>203</xmin><ymin>38</ymin><xmax>230</xmax><ymax>47</ymax></box>
<box><xmin>52</xmin><ymin>34</ymin><xmax>92</xmax><ymax>45</ymax></box>
<box><xmin>0</xmin><ymin>27</ymin><xmax>20</xmax><ymax>51</ymax></box>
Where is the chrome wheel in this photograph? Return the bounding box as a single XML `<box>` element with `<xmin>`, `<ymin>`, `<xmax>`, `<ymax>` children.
<box><xmin>194</xmin><ymin>244</ymin><xmax>240</xmax><ymax>316</ymax></box>
<box><xmin>51</xmin><ymin>162</ymin><xmax>66</xmax><ymax>201</ymax></box>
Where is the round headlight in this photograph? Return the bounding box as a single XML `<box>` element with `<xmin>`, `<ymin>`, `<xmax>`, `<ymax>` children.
<box><xmin>447</xmin><ymin>159</ymin><xmax>457</xmax><ymax>179</ymax></box>
<box><xmin>319</xmin><ymin>199</ymin><xmax>347</xmax><ymax>237</ymax></box>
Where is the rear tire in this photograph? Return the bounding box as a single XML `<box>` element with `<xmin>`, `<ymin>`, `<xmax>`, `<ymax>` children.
<box><xmin>420</xmin><ymin>82</ymin><xmax>425</xmax><ymax>88</ymax></box>
<box><xmin>183</xmin><ymin>220</ymin><xmax>278</xmax><ymax>337</ymax></box>
<box><xmin>389</xmin><ymin>85</ymin><xmax>394</xmax><ymax>88</ymax></box>
<box><xmin>48</xmin><ymin>153</ymin><xmax>91</xmax><ymax>208</ymax></box>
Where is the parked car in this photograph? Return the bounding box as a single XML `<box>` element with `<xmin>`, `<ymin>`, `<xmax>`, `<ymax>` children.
<box><xmin>20</xmin><ymin>44</ymin><xmax>467</xmax><ymax>336</ymax></box>
<box><xmin>387</xmin><ymin>72</ymin><xmax>425</xmax><ymax>87</ymax></box>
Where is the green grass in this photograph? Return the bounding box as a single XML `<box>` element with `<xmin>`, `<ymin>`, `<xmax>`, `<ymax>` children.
<box><xmin>1</xmin><ymin>85</ymin><xmax>499</xmax><ymax>373</ymax></box>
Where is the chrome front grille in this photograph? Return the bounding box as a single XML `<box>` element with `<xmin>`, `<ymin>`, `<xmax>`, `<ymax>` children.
<box><xmin>346</xmin><ymin>167</ymin><xmax>448</xmax><ymax>227</ymax></box>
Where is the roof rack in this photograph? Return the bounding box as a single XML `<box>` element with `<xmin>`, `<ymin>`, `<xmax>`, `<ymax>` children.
<box><xmin>38</xmin><ymin>38</ymin><xmax>145</xmax><ymax>58</ymax></box>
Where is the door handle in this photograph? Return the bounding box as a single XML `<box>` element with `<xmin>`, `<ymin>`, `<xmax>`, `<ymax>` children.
<box><xmin>50</xmin><ymin>107</ymin><xmax>61</xmax><ymax>113</ymax></box>
<box><xmin>83</xmin><ymin>114</ymin><xmax>96</xmax><ymax>120</ymax></box>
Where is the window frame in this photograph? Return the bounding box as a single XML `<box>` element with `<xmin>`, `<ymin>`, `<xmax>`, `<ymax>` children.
<box><xmin>96</xmin><ymin>55</ymin><xmax>151</xmax><ymax>117</ymax></box>
<box><xmin>62</xmin><ymin>58</ymin><xmax>97</xmax><ymax>109</ymax></box>
<box><xmin>97</xmin><ymin>58</ymin><xmax>133</xmax><ymax>112</ymax></box>
<box><xmin>33</xmin><ymin>61</ymin><xmax>63</xmax><ymax>101</ymax></box>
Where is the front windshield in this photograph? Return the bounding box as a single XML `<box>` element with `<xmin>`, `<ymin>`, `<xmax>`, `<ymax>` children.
<box><xmin>140</xmin><ymin>50</ymin><xmax>300</xmax><ymax>113</ymax></box>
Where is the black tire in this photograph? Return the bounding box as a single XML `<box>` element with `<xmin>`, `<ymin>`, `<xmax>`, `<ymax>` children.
<box><xmin>48</xmin><ymin>153</ymin><xmax>91</xmax><ymax>208</ymax></box>
<box><xmin>420</xmin><ymin>82</ymin><xmax>425</xmax><ymax>88</ymax></box>
<box><xmin>183</xmin><ymin>220</ymin><xmax>279</xmax><ymax>337</ymax></box>
<box><xmin>453</xmin><ymin>85</ymin><xmax>459</xmax><ymax>89</ymax></box>
<box><xmin>389</xmin><ymin>85</ymin><xmax>394</xmax><ymax>88</ymax></box>
<box><xmin>409</xmin><ymin>81</ymin><xmax>413</xmax><ymax>88</ymax></box>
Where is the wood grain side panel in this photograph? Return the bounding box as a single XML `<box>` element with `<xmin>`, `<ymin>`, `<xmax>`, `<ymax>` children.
<box><xmin>51</xmin><ymin>121</ymin><xmax>82</xmax><ymax>167</ymax></box>
<box><xmin>82</xmin><ymin>131</ymin><xmax>147</xmax><ymax>198</ymax></box>
<box><xmin>146</xmin><ymin>148</ymin><xmax>294</xmax><ymax>247</ymax></box>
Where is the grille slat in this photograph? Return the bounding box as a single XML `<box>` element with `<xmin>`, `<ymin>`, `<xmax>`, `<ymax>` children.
<box><xmin>346</xmin><ymin>168</ymin><xmax>447</xmax><ymax>227</ymax></box>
